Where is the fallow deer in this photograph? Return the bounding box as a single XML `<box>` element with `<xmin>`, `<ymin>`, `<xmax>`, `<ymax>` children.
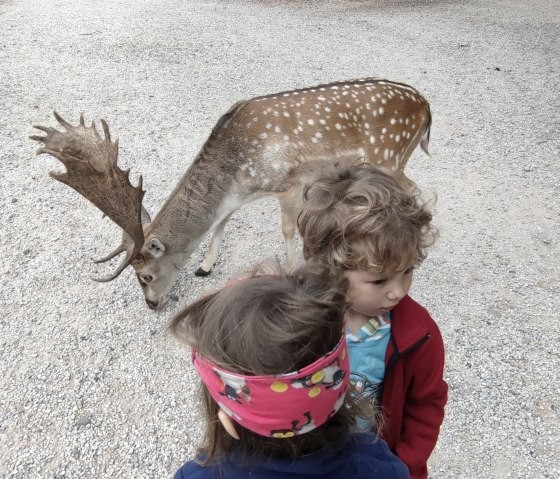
<box><xmin>31</xmin><ymin>78</ymin><xmax>431</xmax><ymax>309</ymax></box>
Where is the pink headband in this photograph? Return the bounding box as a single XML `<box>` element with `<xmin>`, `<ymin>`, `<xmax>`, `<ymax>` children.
<box><xmin>193</xmin><ymin>335</ymin><xmax>350</xmax><ymax>438</ymax></box>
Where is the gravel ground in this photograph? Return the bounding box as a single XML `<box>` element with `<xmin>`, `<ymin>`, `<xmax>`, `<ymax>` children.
<box><xmin>1</xmin><ymin>0</ymin><xmax>558</xmax><ymax>477</ymax></box>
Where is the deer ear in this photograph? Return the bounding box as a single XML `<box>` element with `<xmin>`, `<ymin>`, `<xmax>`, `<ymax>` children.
<box><xmin>145</xmin><ymin>238</ymin><xmax>166</xmax><ymax>258</ymax></box>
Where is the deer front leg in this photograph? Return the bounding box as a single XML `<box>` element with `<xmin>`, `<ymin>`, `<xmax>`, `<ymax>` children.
<box><xmin>278</xmin><ymin>190</ymin><xmax>302</xmax><ymax>271</ymax></box>
<box><xmin>195</xmin><ymin>212</ymin><xmax>235</xmax><ymax>276</ymax></box>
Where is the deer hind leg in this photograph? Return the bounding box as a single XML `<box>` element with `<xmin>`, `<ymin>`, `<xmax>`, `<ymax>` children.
<box><xmin>277</xmin><ymin>189</ymin><xmax>303</xmax><ymax>271</ymax></box>
<box><xmin>195</xmin><ymin>212</ymin><xmax>235</xmax><ymax>277</ymax></box>
<box><xmin>393</xmin><ymin>170</ymin><xmax>417</xmax><ymax>192</ymax></box>
<box><xmin>393</xmin><ymin>115</ymin><xmax>431</xmax><ymax>192</ymax></box>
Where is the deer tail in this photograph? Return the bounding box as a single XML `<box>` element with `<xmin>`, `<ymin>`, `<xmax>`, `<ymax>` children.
<box><xmin>420</xmin><ymin>109</ymin><xmax>432</xmax><ymax>156</ymax></box>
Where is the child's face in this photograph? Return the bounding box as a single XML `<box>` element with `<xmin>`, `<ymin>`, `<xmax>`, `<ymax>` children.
<box><xmin>344</xmin><ymin>265</ymin><xmax>415</xmax><ymax>317</ymax></box>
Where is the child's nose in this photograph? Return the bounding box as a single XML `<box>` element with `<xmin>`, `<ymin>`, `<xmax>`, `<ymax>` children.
<box><xmin>387</xmin><ymin>282</ymin><xmax>405</xmax><ymax>301</ymax></box>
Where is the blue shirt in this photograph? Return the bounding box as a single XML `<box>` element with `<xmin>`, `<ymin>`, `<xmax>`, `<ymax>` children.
<box><xmin>346</xmin><ymin>312</ymin><xmax>392</xmax><ymax>431</ymax></box>
<box><xmin>346</xmin><ymin>312</ymin><xmax>392</xmax><ymax>400</ymax></box>
<box><xmin>174</xmin><ymin>433</ymin><xmax>409</xmax><ymax>479</ymax></box>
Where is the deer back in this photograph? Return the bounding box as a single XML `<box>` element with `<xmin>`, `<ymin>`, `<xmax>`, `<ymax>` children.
<box><xmin>200</xmin><ymin>78</ymin><xmax>431</xmax><ymax>193</ymax></box>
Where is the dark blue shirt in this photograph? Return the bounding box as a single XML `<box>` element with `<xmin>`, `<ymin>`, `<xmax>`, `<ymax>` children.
<box><xmin>174</xmin><ymin>433</ymin><xmax>409</xmax><ymax>479</ymax></box>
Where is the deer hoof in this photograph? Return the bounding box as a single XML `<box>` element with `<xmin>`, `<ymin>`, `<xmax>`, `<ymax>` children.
<box><xmin>195</xmin><ymin>267</ymin><xmax>212</xmax><ymax>277</ymax></box>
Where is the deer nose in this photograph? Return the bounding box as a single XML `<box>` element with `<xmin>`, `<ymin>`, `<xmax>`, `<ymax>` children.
<box><xmin>145</xmin><ymin>299</ymin><xmax>159</xmax><ymax>310</ymax></box>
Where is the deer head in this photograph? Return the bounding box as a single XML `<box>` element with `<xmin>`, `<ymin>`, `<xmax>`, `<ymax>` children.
<box><xmin>129</xmin><ymin>235</ymin><xmax>185</xmax><ymax>309</ymax></box>
<box><xmin>31</xmin><ymin>113</ymin><xmax>179</xmax><ymax>309</ymax></box>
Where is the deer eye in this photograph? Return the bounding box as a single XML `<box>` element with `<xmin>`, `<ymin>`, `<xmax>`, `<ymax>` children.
<box><xmin>143</xmin><ymin>275</ymin><xmax>153</xmax><ymax>283</ymax></box>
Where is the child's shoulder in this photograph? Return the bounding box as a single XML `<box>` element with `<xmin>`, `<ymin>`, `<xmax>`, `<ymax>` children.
<box><xmin>394</xmin><ymin>295</ymin><xmax>440</xmax><ymax>331</ymax></box>
<box><xmin>175</xmin><ymin>436</ymin><xmax>409</xmax><ymax>479</ymax></box>
<box><xmin>174</xmin><ymin>460</ymin><xmax>214</xmax><ymax>479</ymax></box>
<box><xmin>349</xmin><ymin>434</ymin><xmax>410</xmax><ymax>477</ymax></box>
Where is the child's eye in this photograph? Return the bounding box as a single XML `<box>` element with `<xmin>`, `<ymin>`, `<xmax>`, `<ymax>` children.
<box><xmin>404</xmin><ymin>267</ymin><xmax>415</xmax><ymax>275</ymax></box>
<box><xmin>368</xmin><ymin>279</ymin><xmax>386</xmax><ymax>286</ymax></box>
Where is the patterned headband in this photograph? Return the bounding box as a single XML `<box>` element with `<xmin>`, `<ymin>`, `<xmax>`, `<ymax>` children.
<box><xmin>193</xmin><ymin>335</ymin><xmax>350</xmax><ymax>438</ymax></box>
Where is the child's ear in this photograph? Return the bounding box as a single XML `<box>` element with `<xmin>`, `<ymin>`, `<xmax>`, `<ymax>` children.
<box><xmin>218</xmin><ymin>410</ymin><xmax>240</xmax><ymax>440</ymax></box>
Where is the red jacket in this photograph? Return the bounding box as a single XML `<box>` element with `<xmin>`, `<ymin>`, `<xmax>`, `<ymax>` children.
<box><xmin>380</xmin><ymin>295</ymin><xmax>447</xmax><ymax>479</ymax></box>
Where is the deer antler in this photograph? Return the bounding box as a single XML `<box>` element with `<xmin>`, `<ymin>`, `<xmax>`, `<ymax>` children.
<box><xmin>30</xmin><ymin>112</ymin><xmax>145</xmax><ymax>281</ymax></box>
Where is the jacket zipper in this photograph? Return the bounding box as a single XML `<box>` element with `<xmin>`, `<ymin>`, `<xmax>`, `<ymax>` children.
<box><xmin>385</xmin><ymin>333</ymin><xmax>431</xmax><ymax>374</ymax></box>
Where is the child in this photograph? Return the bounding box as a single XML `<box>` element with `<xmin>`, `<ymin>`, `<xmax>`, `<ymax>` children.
<box><xmin>170</xmin><ymin>265</ymin><xmax>410</xmax><ymax>478</ymax></box>
<box><xmin>297</xmin><ymin>164</ymin><xmax>447</xmax><ymax>479</ymax></box>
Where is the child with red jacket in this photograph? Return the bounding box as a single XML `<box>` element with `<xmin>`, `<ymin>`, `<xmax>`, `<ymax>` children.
<box><xmin>298</xmin><ymin>164</ymin><xmax>447</xmax><ymax>479</ymax></box>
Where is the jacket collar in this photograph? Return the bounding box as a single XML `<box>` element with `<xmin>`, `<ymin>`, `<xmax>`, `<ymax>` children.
<box><xmin>390</xmin><ymin>295</ymin><xmax>429</xmax><ymax>352</ymax></box>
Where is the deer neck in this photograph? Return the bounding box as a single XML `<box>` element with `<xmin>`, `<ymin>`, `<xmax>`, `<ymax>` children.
<box><xmin>146</xmin><ymin>147</ymin><xmax>237</xmax><ymax>255</ymax></box>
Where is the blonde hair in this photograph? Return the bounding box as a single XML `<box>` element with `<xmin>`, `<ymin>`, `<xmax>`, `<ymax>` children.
<box><xmin>298</xmin><ymin>164</ymin><xmax>437</xmax><ymax>272</ymax></box>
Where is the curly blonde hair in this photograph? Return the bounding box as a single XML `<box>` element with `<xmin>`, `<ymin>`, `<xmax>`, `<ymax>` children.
<box><xmin>297</xmin><ymin>164</ymin><xmax>437</xmax><ymax>272</ymax></box>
